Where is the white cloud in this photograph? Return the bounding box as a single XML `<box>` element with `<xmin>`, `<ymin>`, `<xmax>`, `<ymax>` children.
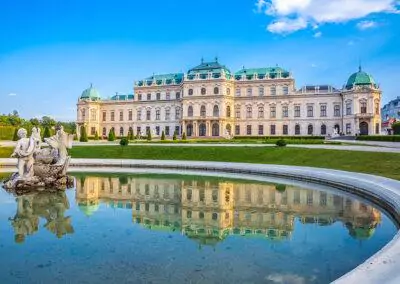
<box><xmin>313</xmin><ymin>31</ymin><xmax>322</xmax><ymax>38</ymax></box>
<box><xmin>357</xmin><ymin>20</ymin><xmax>377</xmax><ymax>30</ymax></box>
<box><xmin>8</xmin><ymin>93</ymin><xmax>17</xmax><ymax>96</ymax></box>
<box><xmin>256</xmin><ymin>0</ymin><xmax>399</xmax><ymax>34</ymax></box>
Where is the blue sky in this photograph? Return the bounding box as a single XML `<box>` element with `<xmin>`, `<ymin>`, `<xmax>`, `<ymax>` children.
<box><xmin>1</xmin><ymin>0</ymin><xmax>399</xmax><ymax>121</ymax></box>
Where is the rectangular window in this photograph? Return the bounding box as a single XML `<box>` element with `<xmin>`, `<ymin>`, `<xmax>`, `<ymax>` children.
<box><xmin>283</xmin><ymin>125</ymin><xmax>288</xmax><ymax>135</ymax></box>
<box><xmin>136</xmin><ymin>127</ymin><xmax>141</xmax><ymax>135</ymax></box>
<box><xmin>334</xmin><ymin>105</ymin><xmax>341</xmax><ymax>117</ymax></box>
<box><xmin>156</xmin><ymin>126</ymin><xmax>160</xmax><ymax>135</ymax></box>
<box><xmin>307</xmin><ymin>105</ymin><xmax>313</xmax><ymax>117</ymax></box>
<box><xmin>119</xmin><ymin>111</ymin><xmax>123</xmax><ymax>121</ymax></box>
<box><xmin>128</xmin><ymin>110</ymin><xmax>133</xmax><ymax>121</ymax></box>
<box><xmin>247</xmin><ymin>88</ymin><xmax>252</xmax><ymax>96</ymax></box>
<box><xmin>165</xmin><ymin>126</ymin><xmax>170</xmax><ymax>136</ymax></box>
<box><xmin>246</xmin><ymin>107</ymin><xmax>252</xmax><ymax>118</ymax></box>
<box><xmin>166</xmin><ymin>93</ymin><xmax>170</xmax><ymax>100</ymax></box>
<box><xmin>146</xmin><ymin>126</ymin><xmax>150</xmax><ymax>135</ymax></box>
<box><xmin>175</xmin><ymin>126</ymin><xmax>180</xmax><ymax>135</ymax></box>
<box><xmin>138</xmin><ymin>94</ymin><xmax>142</xmax><ymax>101</ymax></box>
<box><xmin>111</xmin><ymin>111</ymin><xmax>115</xmax><ymax>121</ymax></box>
<box><xmin>346</xmin><ymin>103</ymin><xmax>352</xmax><ymax>115</ymax></box>
<box><xmin>137</xmin><ymin>110</ymin><xmax>141</xmax><ymax>121</ymax></box>
<box><xmin>270</xmin><ymin>86</ymin><xmax>276</xmax><ymax>96</ymax></box>
<box><xmin>176</xmin><ymin>92</ymin><xmax>181</xmax><ymax>99</ymax></box>
<box><xmin>156</xmin><ymin>93</ymin><xmax>161</xmax><ymax>101</ymax></box>
<box><xmin>147</xmin><ymin>94</ymin><xmax>151</xmax><ymax>100</ymax></box>
<box><xmin>270</xmin><ymin>125</ymin><xmax>276</xmax><ymax>135</ymax></box>
<box><xmin>361</xmin><ymin>101</ymin><xmax>367</xmax><ymax>114</ymax></box>
<box><xmin>246</xmin><ymin>125</ymin><xmax>252</xmax><ymax>135</ymax></box>
<box><xmin>282</xmin><ymin>106</ymin><xmax>288</xmax><ymax>118</ymax></box>
<box><xmin>235</xmin><ymin>108</ymin><xmax>241</xmax><ymax>118</ymax></box>
<box><xmin>258</xmin><ymin>125</ymin><xmax>264</xmax><ymax>135</ymax></box>
<box><xmin>294</xmin><ymin>105</ymin><xmax>300</xmax><ymax>117</ymax></box>
<box><xmin>283</xmin><ymin>86</ymin><xmax>289</xmax><ymax>95</ymax></box>
<box><xmin>91</xmin><ymin>127</ymin><xmax>96</xmax><ymax>135</ymax></box>
<box><xmin>175</xmin><ymin>108</ymin><xmax>180</xmax><ymax>119</ymax></box>
<box><xmin>320</xmin><ymin>105</ymin><xmax>327</xmax><ymax>117</ymax></box>
<box><xmin>102</xmin><ymin>111</ymin><xmax>106</xmax><ymax>122</ymax></box>
<box><xmin>346</xmin><ymin>123</ymin><xmax>351</xmax><ymax>134</ymax></box>
<box><xmin>165</xmin><ymin>109</ymin><xmax>170</xmax><ymax>120</ymax></box>
<box><xmin>270</xmin><ymin>106</ymin><xmax>276</xmax><ymax>118</ymax></box>
<box><xmin>235</xmin><ymin>88</ymin><xmax>241</xmax><ymax>96</ymax></box>
<box><xmin>259</xmin><ymin>87</ymin><xmax>264</xmax><ymax>96</ymax></box>
<box><xmin>156</xmin><ymin>110</ymin><xmax>160</xmax><ymax>120</ymax></box>
<box><xmin>146</xmin><ymin>110</ymin><xmax>151</xmax><ymax>121</ymax></box>
<box><xmin>235</xmin><ymin>125</ymin><xmax>240</xmax><ymax>135</ymax></box>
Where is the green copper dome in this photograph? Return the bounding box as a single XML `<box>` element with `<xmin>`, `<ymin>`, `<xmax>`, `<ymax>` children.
<box><xmin>80</xmin><ymin>84</ymin><xmax>101</xmax><ymax>101</ymax></box>
<box><xmin>345</xmin><ymin>66</ymin><xmax>376</xmax><ymax>90</ymax></box>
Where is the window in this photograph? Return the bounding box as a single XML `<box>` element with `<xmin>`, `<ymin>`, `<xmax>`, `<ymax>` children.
<box><xmin>156</xmin><ymin>110</ymin><xmax>160</xmax><ymax>120</ymax></box>
<box><xmin>346</xmin><ymin>102</ymin><xmax>352</xmax><ymax>115</ymax></box>
<box><xmin>111</xmin><ymin>111</ymin><xmax>115</xmax><ymax>121</ymax></box>
<box><xmin>156</xmin><ymin>93</ymin><xmax>161</xmax><ymax>100</ymax></box>
<box><xmin>270</xmin><ymin>106</ymin><xmax>276</xmax><ymax>118</ymax></box>
<box><xmin>175</xmin><ymin>107</ymin><xmax>180</xmax><ymax>119</ymax></box>
<box><xmin>258</xmin><ymin>106</ymin><xmax>264</xmax><ymax>118</ymax></box>
<box><xmin>258</xmin><ymin>125</ymin><xmax>264</xmax><ymax>135</ymax></box>
<box><xmin>235</xmin><ymin>125</ymin><xmax>240</xmax><ymax>135</ymax></box>
<box><xmin>270</xmin><ymin>125</ymin><xmax>276</xmax><ymax>135</ymax></box>
<box><xmin>165</xmin><ymin>126</ymin><xmax>170</xmax><ymax>136</ymax></box>
<box><xmin>282</xmin><ymin>106</ymin><xmax>288</xmax><ymax>118</ymax></box>
<box><xmin>235</xmin><ymin>107</ymin><xmax>241</xmax><ymax>118</ymax></box>
<box><xmin>138</xmin><ymin>94</ymin><xmax>142</xmax><ymax>101</ymax></box>
<box><xmin>334</xmin><ymin>105</ymin><xmax>340</xmax><ymax>117</ymax></box>
<box><xmin>165</xmin><ymin>109</ymin><xmax>170</xmax><ymax>120</ymax></box>
<box><xmin>235</xmin><ymin>88</ymin><xmax>241</xmax><ymax>96</ymax></box>
<box><xmin>81</xmin><ymin>109</ymin><xmax>86</xmax><ymax>120</ymax></box>
<box><xmin>213</xmin><ymin>105</ymin><xmax>219</xmax><ymax>117</ymax></box>
<box><xmin>295</xmin><ymin>124</ymin><xmax>300</xmax><ymax>135</ymax></box>
<box><xmin>375</xmin><ymin>102</ymin><xmax>380</xmax><ymax>115</ymax></box>
<box><xmin>283</xmin><ymin>125</ymin><xmax>288</xmax><ymax>135</ymax></box>
<box><xmin>146</xmin><ymin>126</ymin><xmax>150</xmax><ymax>135</ymax></box>
<box><xmin>200</xmin><ymin>105</ymin><xmax>206</xmax><ymax>117</ymax></box>
<box><xmin>188</xmin><ymin>106</ymin><xmax>193</xmax><ymax>117</ymax></box>
<box><xmin>375</xmin><ymin>123</ymin><xmax>380</xmax><ymax>134</ymax></box>
<box><xmin>321</xmin><ymin>124</ymin><xmax>327</xmax><ymax>135</ymax></box>
<box><xmin>307</xmin><ymin>105</ymin><xmax>313</xmax><ymax>117</ymax></box>
<box><xmin>90</xmin><ymin>109</ymin><xmax>96</xmax><ymax>121</ymax></box>
<box><xmin>156</xmin><ymin>126</ymin><xmax>160</xmax><ymax>135</ymax></box>
<box><xmin>320</xmin><ymin>105</ymin><xmax>327</xmax><ymax>117</ymax></box>
<box><xmin>137</xmin><ymin>127</ymin><xmax>141</xmax><ymax>135</ymax></box>
<box><xmin>146</xmin><ymin>110</ymin><xmax>151</xmax><ymax>121</ymax></box>
<box><xmin>188</xmin><ymin>89</ymin><xmax>193</xmax><ymax>96</ymax></box>
<box><xmin>361</xmin><ymin>101</ymin><xmax>367</xmax><ymax>114</ymax></box>
<box><xmin>102</xmin><ymin>111</ymin><xmax>106</xmax><ymax>122</ymax></box>
<box><xmin>212</xmin><ymin>213</ymin><xmax>218</xmax><ymax>220</ymax></box>
<box><xmin>147</xmin><ymin>93</ymin><xmax>151</xmax><ymax>100</ymax></box>
<box><xmin>246</xmin><ymin>106</ymin><xmax>252</xmax><ymax>118</ymax></box>
<box><xmin>247</xmin><ymin>87</ymin><xmax>252</xmax><ymax>96</ymax></box>
<box><xmin>259</xmin><ymin>87</ymin><xmax>264</xmax><ymax>96</ymax></box>
<box><xmin>201</xmin><ymin>88</ymin><xmax>206</xmax><ymax>95</ymax></box>
<box><xmin>214</xmin><ymin>87</ymin><xmax>219</xmax><ymax>94</ymax></box>
<box><xmin>119</xmin><ymin>111</ymin><xmax>123</xmax><ymax>121</ymax></box>
<box><xmin>128</xmin><ymin>110</ymin><xmax>133</xmax><ymax>121</ymax></box>
<box><xmin>283</xmin><ymin>86</ymin><xmax>289</xmax><ymax>95</ymax></box>
<box><xmin>137</xmin><ymin>110</ymin><xmax>142</xmax><ymax>121</ymax></box>
<box><xmin>119</xmin><ymin>127</ymin><xmax>124</xmax><ymax>136</ymax></box>
<box><xmin>246</xmin><ymin>125</ymin><xmax>252</xmax><ymax>135</ymax></box>
<box><xmin>346</xmin><ymin>123</ymin><xmax>351</xmax><ymax>134</ymax></box>
<box><xmin>226</xmin><ymin>88</ymin><xmax>231</xmax><ymax>95</ymax></box>
<box><xmin>175</xmin><ymin>126</ymin><xmax>180</xmax><ymax>135</ymax></box>
<box><xmin>166</xmin><ymin>93</ymin><xmax>170</xmax><ymax>100</ymax></box>
<box><xmin>176</xmin><ymin>92</ymin><xmax>181</xmax><ymax>99</ymax></box>
<box><xmin>226</xmin><ymin>106</ymin><xmax>231</xmax><ymax>117</ymax></box>
<box><xmin>102</xmin><ymin>127</ymin><xmax>106</xmax><ymax>136</ymax></box>
<box><xmin>294</xmin><ymin>105</ymin><xmax>300</xmax><ymax>117</ymax></box>
<box><xmin>308</xmin><ymin>124</ymin><xmax>313</xmax><ymax>135</ymax></box>
<box><xmin>91</xmin><ymin>127</ymin><xmax>96</xmax><ymax>135</ymax></box>
<box><xmin>270</xmin><ymin>86</ymin><xmax>276</xmax><ymax>96</ymax></box>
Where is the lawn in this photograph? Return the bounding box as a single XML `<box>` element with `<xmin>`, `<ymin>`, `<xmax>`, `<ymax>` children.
<box><xmin>1</xmin><ymin>145</ymin><xmax>399</xmax><ymax>180</ymax></box>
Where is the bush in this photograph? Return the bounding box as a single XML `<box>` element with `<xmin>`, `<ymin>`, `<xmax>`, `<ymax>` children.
<box><xmin>173</xmin><ymin>131</ymin><xmax>177</xmax><ymax>141</ymax></box>
<box><xmin>120</xmin><ymin>137</ymin><xmax>129</xmax><ymax>146</ymax></box>
<box><xmin>43</xmin><ymin>126</ymin><xmax>51</xmax><ymax>142</ymax></box>
<box><xmin>94</xmin><ymin>131</ymin><xmax>99</xmax><ymax>140</ymax></box>
<box><xmin>276</xmin><ymin>139</ymin><xmax>287</xmax><ymax>147</ymax></box>
<box><xmin>0</xmin><ymin>126</ymin><xmax>15</xmax><ymax>140</ymax></box>
<box><xmin>393</xmin><ymin>122</ymin><xmax>400</xmax><ymax>135</ymax></box>
<box><xmin>12</xmin><ymin>128</ymin><xmax>18</xmax><ymax>141</ymax></box>
<box><xmin>147</xmin><ymin>129</ymin><xmax>152</xmax><ymax>141</ymax></box>
<box><xmin>234</xmin><ymin>136</ymin><xmax>325</xmax><ymax>141</ymax></box>
<box><xmin>128</xmin><ymin>129</ymin><xmax>134</xmax><ymax>140</ymax></box>
<box><xmin>182</xmin><ymin>132</ymin><xmax>187</xmax><ymax>140</ymax></box>
<box><xmin>161</xmin><ymin>131</ymin><xmax>166</xmax><ymax>141</ymax></box>
<box><xmin>275</xmin><ymin>184</ymin><xmax>287</xmax><ymax>192</ymax></box>
<box><xmin>108</xmin><ymin>129</ymin><xmax>115</xmax><ymax>141</ymax></box>
<box><xmin>356</xmin><ymin>135</ymin><xmax>400</xmax><ymax>142</ymax></box>
<box><xmin>79</xmin><ymin>126</ymin><xmax>88</xmax><ymax>142</ymax></box>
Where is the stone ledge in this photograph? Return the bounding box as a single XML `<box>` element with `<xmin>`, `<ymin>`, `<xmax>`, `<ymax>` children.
<box><xmin>1</xmin><ymin>158</ymin><xmax>400</xmax><ymax>283</ymax></box>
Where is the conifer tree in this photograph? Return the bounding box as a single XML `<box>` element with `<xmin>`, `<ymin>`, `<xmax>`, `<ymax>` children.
<box><xmin>79</xmin><ymin>126</ymin><xmax>88</xmax><ymax>142</ymax></box>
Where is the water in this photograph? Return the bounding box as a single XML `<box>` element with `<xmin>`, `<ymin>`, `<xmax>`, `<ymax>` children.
<box><xmin>0</xmin><ymin>173</ymin><xmax>397</xmax><ymax>284</ymax></box>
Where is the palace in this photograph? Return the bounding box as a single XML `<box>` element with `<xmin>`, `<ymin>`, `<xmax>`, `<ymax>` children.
<box><xmin>76</xmin><ymin>59</ymin><xmax>382</xmax><ymax>138</ymax></box>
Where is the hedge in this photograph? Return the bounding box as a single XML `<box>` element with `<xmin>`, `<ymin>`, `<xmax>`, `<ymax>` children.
<box><xmin>356</xmin><ymin>135</ymin><xmax>400</xmax><ymax>142</ymax></box>
<box><xmin>0</xmin><ymin>126</ymin><xmax>15</xmax><ymax>140</ymax></box>
<box><xmin>233</xmin><ymin>136</ymin><xmax>325</xmax><ymax>140</ymax></box>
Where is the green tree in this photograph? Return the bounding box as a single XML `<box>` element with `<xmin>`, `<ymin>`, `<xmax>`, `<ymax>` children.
<box><xmin>41</xmin><ymin>116</ymin><xmax>56</xmax><ymax>128</ymax></box>
<box><xmin>161</xmin><ymin>131</ymin><xmax>166</xmax><ymax>141</ymax></box>
<box><xmin>29</xmin><ymin>118</ymin><xmax>40</xmax><ymax>127</ymax></box>
<box><xmin>43</xmin><ymin>126</ymin><xmax>51</xmax><ymax>141</ymax></box>
<box><xmin>94</xmin><ymin>131</ymin><xmax>99</xmax><ymax>140</ymax></box>
<box><xmin>173</xmin><ymin>131</ymin><xmax>177</xmax><ymax>141</ymax></box>
<box><xmin>128</xmin><ymin>128</ymin><xmax>134</xmax><ymax>140</ymax></box>
<box><xmin>120</xmin><ymin>137</ymin><xmax>129</xmax><ymax>146</ymax></box>
<box><xmin>147</xmin><ymin>129</ymin><xmax>152</xmax><ymax>141</ymax></box>
<box><xmin>79</xmin><ymin>126</ymin><xmax>88</xmax><ymax>142</ymax></box>
<box><xmin>182</xmin><ymin>132</ymin><xmax>187</xmax><ymax>140</ymax></box>
<box><xmin>393</xmin><ymin>122</ymin><xmax>400</xmax><ymax>135</ymax></box>
<box><xmin>12</xmin><ymin>128</ymin><xmax>18</xmax><ymax>141</ymax></box>
<box><xmin>108</xmin><ymin>128</ymin><xmax>115</xmax><ymax>141</ymax></box>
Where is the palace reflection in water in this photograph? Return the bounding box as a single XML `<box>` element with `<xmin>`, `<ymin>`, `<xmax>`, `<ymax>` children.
<box><xmin>75</xmin><ymin>175</ymin><xmax>381</xmax><ymax>245</ymax></box>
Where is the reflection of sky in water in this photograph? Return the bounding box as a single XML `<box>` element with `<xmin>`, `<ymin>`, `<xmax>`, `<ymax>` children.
<box><xmin>0</xmin><ymin>174</ymin><xmax>397</xmax><ymax>284</ymax></box>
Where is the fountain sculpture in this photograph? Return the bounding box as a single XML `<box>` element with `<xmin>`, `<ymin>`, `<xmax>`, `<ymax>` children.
<box><xmin>3</xmin><ymin>125</ymin><xmax>74</xmax><ymax>191</ymax></box>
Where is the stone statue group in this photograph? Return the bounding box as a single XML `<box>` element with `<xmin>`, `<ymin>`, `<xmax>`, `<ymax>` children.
<box><xmin>3</xmin><ymin>125</ymin><xmax>74</xmax><ymax>191</ymax></box>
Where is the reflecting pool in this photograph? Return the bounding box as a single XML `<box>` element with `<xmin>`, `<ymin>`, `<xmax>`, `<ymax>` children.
<box><xmin>0</xmin><ymin>173</ymin><xmax>397</xmax><ymax>284</ymax></box>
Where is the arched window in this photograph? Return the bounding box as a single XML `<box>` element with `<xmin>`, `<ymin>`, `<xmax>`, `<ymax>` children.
<box><xmin>226</xmin><ymin>124</ymin><xmax>231</xmax><ymax>135</ymax></box>
<box><xmin>308</xmin><ymin>124</ymin><xmax>313</xmax><ymax>135</ymax></box>
<box><xmin>226</xmin><ymin>106</ymin><xmax>231</xmax><ymax>117</ymax></box>
<box><xmin>334</xmin><ymin>124</ymin><xmax>340</xmax><ymax>134</ymax></box>
<box><xmin>187</xmin><ymin>124</ymin><xmax>193</xmax><ymax>136</ymax></box>
<box><xmin>188</xmin><ymin>106</ymin><xmax>193</xmax><ymax>117</ymax></box>
<box><xmin>201</xmin><ymin>88</ymin><xmax>207</xmax><ymax>95</ymax></box>
<box><xmin>246</xmin><ymin>106</ymin><xmax>252</xmax><ymax>118</ymax></box>
<box><xmin>102</xmin><ymin>127</ymin><xmax>106</xmax><ymax>136</ymax></box>
<box><xmin>213</xmin><ymin>105</ymin><xmax>219</xmax><ymax>117</ymax></box>
<box><xmin>360</xmin><ymin>101</ymin><xmax>367</xmax><ymax>114</ymax></box>
<box><xmin>199</xmin><ymin>123</ymin><xmax>206</xmax><ymax>136</ymax></box>
<box><xmin>120</xmin><ymin>127</ymin><xmax>124</xmax><ymax>136</ymax></box>
<box><xmin>129</xmin><ymin>127</ymin><xmax>133</xmax><ymax>136</ymax></box>
<box><xmin>188</xmin><ymin>89</ymin><xmax>193</xmax><ymax>96</ymax></box>
<box><xmin>258</xmin><ymin>106</ymin><xmax>264</xmax><ymax>118</ymax></box>
<box><xmin>295</xmin><ymin>124</ymin><xmax>300</xmax><ymax>135</ymax></box>
<box><xmin>321</xmin><ymin>124</ymin><xmax>327</xmax><ymax>135</ymax></box>
<box><xmin>212</xmin><ymin>123</ymin><xmax>219</xmax><ymax>136</ymax></box>
<box><xmin>156</xmin><ymin>110</ymin><xmax>160</xmax><ymax>120</ymax></box>
<box><xmin>214</xmin><ymin>87</ymin><xmax>219</xmax><ymax>94</ymax></box>
<box><xmin>200</xmin><ymin>105</ymin><xmax>206</xmax><ymax>117</ymax></box>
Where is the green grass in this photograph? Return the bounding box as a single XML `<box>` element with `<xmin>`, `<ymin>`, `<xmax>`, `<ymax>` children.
<box><xmin>1</xmin><ymin>145</ymin><xmax>399</xmax><ymax>180</ymax></box>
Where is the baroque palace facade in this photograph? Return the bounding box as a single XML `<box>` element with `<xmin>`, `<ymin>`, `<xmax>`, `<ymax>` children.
<box><xmin>76</xmin><ymin>59</ymin><xmax>382</xmax><ymax>138</ymax></box>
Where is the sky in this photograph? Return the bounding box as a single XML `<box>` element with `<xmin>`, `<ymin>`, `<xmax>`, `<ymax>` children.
<box><xmin>1</xmin><ymin>0</ymin><xmax>399</xmax><ymax>121</ymax></box>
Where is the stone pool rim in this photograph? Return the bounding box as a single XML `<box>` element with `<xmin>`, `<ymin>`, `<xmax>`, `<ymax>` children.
<box><xmin>1</xmin><ymin>158</ymin><xmax>400</xmax><ymax>284</ymax></box>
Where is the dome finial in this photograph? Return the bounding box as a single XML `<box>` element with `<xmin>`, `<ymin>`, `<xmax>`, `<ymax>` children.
<box><xmin>359</xmin><ymin>59</ymin><xmax>362</xmax><ymax>72</ymax></box>
<box><xmin>215</xmin><ymin>56</ymin><xmax>218</xmax><ymax>62</ymax></box>
<box><xmin>90</xmin><ymin>82</ymin><xmax>93</xmax><ymax>88</ymax></box>
<box><xmin>201</xmin><ymin>57</ymin><xmax>204</xmax><ymax>64</ymax></box>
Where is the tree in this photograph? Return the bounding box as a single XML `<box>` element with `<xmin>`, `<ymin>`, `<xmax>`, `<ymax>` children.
<box><xmin>147</xmin><ymin>129</ymin><xmax>152</xmax><ymax>141</ymax></box>
<box><xmin>393</xmin><ymin>122</ymin><xmax>400</xmax><ymax>135</ymax></box>
<box><xmin>43</xmin><ymin>126</ymin><xmax>51</xmax><ymax>141</ymax></box>
<box><xmin>128</xmin><ymin>128</ymin><xmax>134</xmax><ymax>140</ymax></box>
<box><xmin>173</xmin><ymin>131</ymin><xmax>177</xmax><ymax>141</ymax></box>
<box><xmin>120</xmin><ymin>137</ymin><xmax>129</xmax><ymax>146</ymax></box>
<box><xmin>12</xmin><ymin>128</ymin><xmax>18</xmax><ymax>141</ymax></box>
<box><xmin>41</xmin><ymin>116</ymin><xmax>56</xmax><ymax>128</ymax></box>
<box><xmin>94</xmin><ymin>131</ymin><xmax>99</xmax><ymax>140</ymax></box>
<box><xmin>79</xmin><ymin>126</ymin><xmax>88</xmax><ymax>142</ymax></box>
<box><xmin>276</xmin><ymin>139</ymin><xmax>287</xmax><ymax>147</ymax></box>
<box><xmin>108</xmin><ymin>128</ymin><xmax>115</xmax><ymax>141</ymax></box>
<box><xmin>161</xmin><ymin>131</ymin><xmax>166</xmax><ymax>141</ymax></box>
<box><xmin>29</xmin><ymin>118</ymin><xmax>40</xmax><ymax>127</ymax></box>
<box><xmin>182</xmin><ymin>132</ymin><xmax>187</xmax><ymax>140</ymax></box>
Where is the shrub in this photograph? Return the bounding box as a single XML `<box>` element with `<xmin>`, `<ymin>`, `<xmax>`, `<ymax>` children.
<box><xmin>182</xmin><ymin>132</ymin><xmax>187</xmax><ymax>140</ymax></box>
<box><xmin>276</xmin><ymin>184</ymin><xmax>287</xmax><ymax>192</ymax></box>
<box><xmin>276</xmin><ymin>139</ymin><xmax>287</xmax><ymax>147</ymax></box>
<box><xmin>147</xmin><ymin>129</ymin><xmax>152</xmax><ymax>141</ymax></box>
<box><xmin>120</xmin><ymin>137</ymin><xmax>129</xmax><ymax>146</ymax></box>
<box><xmin>0</xmin><ymin>126</ymin><xmax>15</xmax><ymax>140</ymax></box>
<box><xmin>79</xmin><ymin>126</ymin><xmax>88</xmax><ymax>142</ymax></box>
<box><xmin>234</xmin><ymin>136</ymin><xmax>325</xmax><ymax>140</ymax></box>
<box><xmin>356</xmin><ymin>135</ymin><xmax>400</xmax><ymax>142</ymax></box>
<box><xmin>94</xmin><ymin>131</ymin><xmax>99</xmax><ymax>140</ymax></box>
<box><xmin>12</xmin><ymin>128</ymin><xmax>18</xmax><ymax>141</ymax></box>
<box><xmin>393</xmin><ymin>122</ymin><xmax>400</xmax><ymax>135</ymax></box>
<box><xmin>43</xmin><ymin>126</ymin><xmax>51</xmax><ymax>142</ymax></box>
<box><xmin>161</xmin><ymin>131</ymin><xmax>166</xmax><ymax>141</ymax></box>
<box><xmin>108</xmin><ymin>129</ymin><xmax>115</xmax><ymax>141</ymax></box>
<box><xmin>173</xmin><ymin>131</ymin><xmax>177</xmax><ymax>141</ymax></box>
<box><xmin>135</xmin><ymin>132</ymin><xmax>140</xmax><ymax>140</ymax></box>
<box><xmin>128</xmin><ymin>129</ymin><xmax>134</xmax><ymax>140</ymax></box>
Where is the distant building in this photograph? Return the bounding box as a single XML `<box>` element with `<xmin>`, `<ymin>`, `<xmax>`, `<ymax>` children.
<box><xmin>76</xmin><ymin>60</ymin><xmax>382</xmax><ymax>138</ymax></box>
<box><xmin>382</xmin><ymin>97</ymin><xmax>400</xmax><ymax>121</ymax></box>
